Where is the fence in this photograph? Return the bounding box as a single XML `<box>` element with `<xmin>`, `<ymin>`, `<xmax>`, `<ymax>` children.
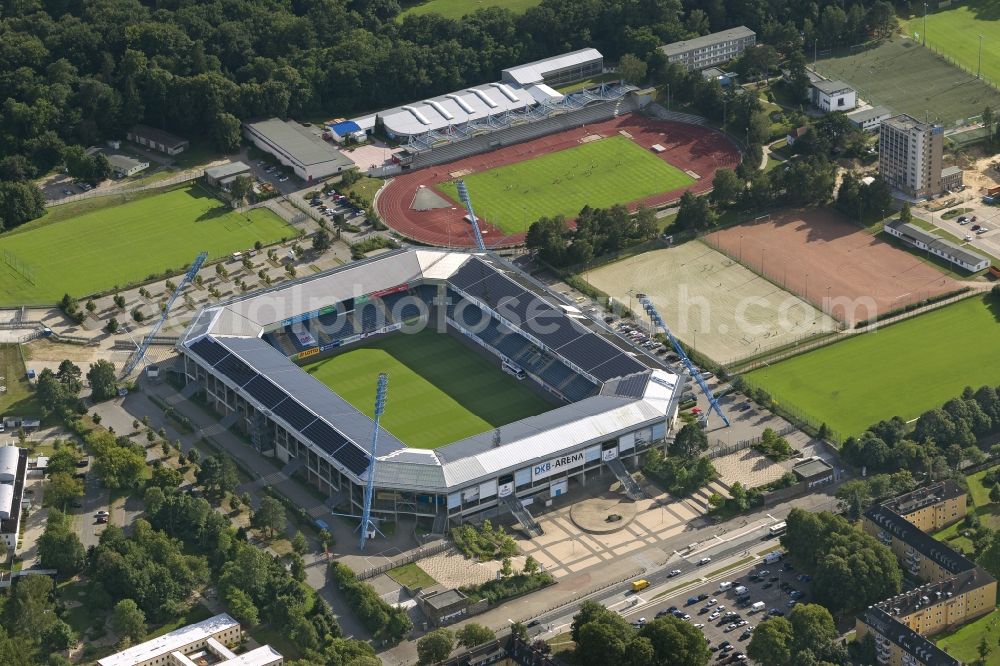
<box><xmin>357</xmin><ymin>539</ymin><xmax>450</xmax><ymax>580</ymax></box>
<box><xmin>45</xmin><ymin>169</ymin><xmax>202</xmax><ymax>207</ymax></box>
<box><xmin>706</xmin><ymin>423</ymin><xmax>797</xmax><ymax>459</ymax></box>
<box><xmin>738</xmin><ymin>374</ymin><xmax>845</xmax><ymax>444</ymax></box>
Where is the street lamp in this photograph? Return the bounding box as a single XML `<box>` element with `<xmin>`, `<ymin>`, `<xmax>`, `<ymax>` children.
<box><xmin>979</xmin><ymin>34</ymin><xmax>984</xmax><ymax>79</ymax></box>
<box><xmin>923</xmin><ymin>3</ymin><xmax>928</xmax><ymax>46</ymax></box>
<box><xmin>666</xmin><ymin>83</ymin><xmax>671</xmax><ymax>112</ymax></box>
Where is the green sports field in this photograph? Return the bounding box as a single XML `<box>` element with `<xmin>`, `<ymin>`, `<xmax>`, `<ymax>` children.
<box><xmin>746</xmin><ymin>296</ymin><xmax>1000</xmax><ymax>439</ymax></box>
<box><xmin>0</xmin><ymin>184</ymin><xmax>291</xmax><ymax>305</ymax></box>
<box><xmin>436</xmin><ymin>136</ymin><xmax>694</xmax><ymax>234</ymax></box>
<box><xmin>904</xmin><ymin>2</ymin><xmax>1000</xmax><ymax>89</ymax></box>
<box><xmin>815</xmin><ymin>37</ymin><xmax>1000</xmax><ymax>126</ymax></box>
<box><xmin>302</xmin><ymin>330</ymin><xmax>551</xmax><ymax>449</ymax></box>
<box><xmin>400</xmin><ymin>0</ymin><xmax>540</xmax><ymax>20</ymax></box>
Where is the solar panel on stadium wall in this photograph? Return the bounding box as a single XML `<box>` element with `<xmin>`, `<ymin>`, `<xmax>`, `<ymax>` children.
<box><xmin>335</xmin><ymin>443</ymin><xmax>370</xmax><ymax>476</ymax></box>
<box><xmin>528</xmin><ymin>308</ymin><xmax>584</xmax><ymax>348</ymax></box>
<box><xmin>215</xmin><ymin>354</ymin><xmax>258</xmax><ymax>387</ymax></box>
<box><xmin>272</xmin><ymin>398</ymin><xmax>317</xmax><ymax>431</ymax></box>
<box><xmin>189</xmin><ymin>337</ymin><xmax>229</xmax><ymax>366</ymax></box>
<box><xmin>556</xmin><ymin>334</ymin><xmax>616</xmax><ymax>371</ymax></box>
<box><xmin>303</xmin><ymin>420</ymin><xmax>348</xmax><ymax>456</ymax></box>
<box><xmin>243</xmin><ymin>375</ymin><xmax>287</xmax><ymax>410</ymax></box>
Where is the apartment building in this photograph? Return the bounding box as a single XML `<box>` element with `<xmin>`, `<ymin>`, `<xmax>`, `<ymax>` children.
<box><xmin>857</xmin><ymin>481</ymin><xmax>996</xmax><ymax>665</ymax></box>
<box><xmin>659</xmin><ymin>27</ymin><xmax>756</xmax><ymax>71</ymax></box>
<box><xmin>879</xmin><ymin>114</ymin><xmax>945</xmax><ymax>199</ymax></box>
<box><xmin>97</xmin><ymin>613</ymin><xmax>282</xmax><ymax>666</ymax></box>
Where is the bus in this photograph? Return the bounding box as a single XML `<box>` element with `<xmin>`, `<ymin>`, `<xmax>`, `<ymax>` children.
<box><xmin>768</xmin><ymin>521</ymin><xmax>787</xmax><ymax>538</ymax></box>
<box><xmin>502</xmin><ymin>360</ymin><xmax>526</xmax><ymax>380</ymax></box>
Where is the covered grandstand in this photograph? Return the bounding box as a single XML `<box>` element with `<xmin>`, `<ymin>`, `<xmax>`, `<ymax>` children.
<box><xmin>348</xmin><ymin>48</ymin><xmax>637</xmax><ymax>158</ymax></box>
<box><xmin>178</xmin><ymin>249</ymin><xmax>683</xmax><ymax>530</ymax></box>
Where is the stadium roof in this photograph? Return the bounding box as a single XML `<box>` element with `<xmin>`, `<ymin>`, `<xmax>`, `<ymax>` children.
<box><xmin>182</xmin><ymin>249</ymin><xmax>678</xmax><ymax>492</ymax></box>
<box><xmin>351</xmin><ymin>48</ymin><xmax>602</xmax><ymax>137</ymax></box>
<box><xmin>243</xmin><ymin>119</ymin><xmax>354</xmax><ymax>168</ymax></box>
<box><xmin>501</xmin><ymin>48</ymin><xmax>603</xmax><ymax>86</ymax></box>
<box><xmin>660</xmin><ymin>26</ymin><xmax>755</xmax><ymax>57</ymax></box>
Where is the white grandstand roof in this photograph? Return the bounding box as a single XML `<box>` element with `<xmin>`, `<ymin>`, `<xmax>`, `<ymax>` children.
<box><xmin>502</xmin><ymin>48</ymin><xmax>603</xmax><ymax>86</ymax></box>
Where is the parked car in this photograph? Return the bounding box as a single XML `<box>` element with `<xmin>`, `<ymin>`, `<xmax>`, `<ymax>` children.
<box><xmin>668</xmin><ymin>569</ymin><xmax>682</xmax><ymax>577</ymax></box>
<box><xmin>972</xmin><ymin>224</ymin><xmax>982</xmax><ymax>231</ymax></box>
<box><xmin>977</xmin><ymin>227</ymin><xmax>989</xmax><ymax>234</ymax></box>
<box><xmin>699</xmin><ymin>557</ymin><xmax>712</xmax><ymax>565</ymax></box>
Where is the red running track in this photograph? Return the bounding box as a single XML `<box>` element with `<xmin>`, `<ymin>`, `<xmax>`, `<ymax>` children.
<box><xmin>376</xmin><ymin>113</ymin><xmax>741</xmax><ymax>248</ymax></box>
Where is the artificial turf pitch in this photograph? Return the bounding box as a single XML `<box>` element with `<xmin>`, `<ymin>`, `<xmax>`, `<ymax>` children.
<box><xmin>302</xmin><ymin>330</ymin><xmax>551</xmax><ymax>449</ymax></box>
<box><xmin>400</xmin><ymin>0</ymin><xmax>540</xmax><ymax>20</ymax></box>
<box><xmin>435</xmin><ymin>136</ymin><xmax>694</xmax><ymax>234</ymax></box>
<box><xmin>0</xmin><ymin>184</ymin><xmax>291</xmax><ymax>305</ymax></box>
<box><xmin>745</xmin><ymin>296</ymin><xmax>1000</xmax><ymax>439</ymax></box>
<box><xmin>904</xmin><ymin>1</ymin><xmax>1000</xmax><ymax>89</ymax></box>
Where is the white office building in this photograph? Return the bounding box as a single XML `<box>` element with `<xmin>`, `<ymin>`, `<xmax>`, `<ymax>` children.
<box><xmin>810</xmin><ymin>80</ymin><xmax>857</xmax><ymax>113</ymax></box>
<box><xmin>97</xmin><ymin>613</ymin><xmax>282</xmax><ymax>666</ymax></box>
<box><xmin>659</xmin><ymin>27</ymin><xmax>756</xmax><ymax>71</ymax></box>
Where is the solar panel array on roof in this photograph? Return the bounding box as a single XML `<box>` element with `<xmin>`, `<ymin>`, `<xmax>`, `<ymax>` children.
<box><xmin>303</xmin><ymin>420</ymin><xmax>348</xmax><ymax>456</ymax></box>
<box><xmin>216</xmin><ymin>354</ymin><xmax>257</xmax><ymax>387</ymax></box>
<box><xmin>448</xmin><ymin>258</ymin><xmax>646</xmax><ymax>382</ymax></box>
<box><xmin>272</xmin><ymin>398</ymin><xmax>316</xmax><ymax>431</ymax></box>
<box><xmin>243</xmin><ymin>375</ymin><xmax>287</xmax><ymax>409</ymax></box>
<box><xmin>614</xmin><ymin>373</ymin><xmax>650</xmax><ymax>398</ymax></box>
<box><xmin>336</xmin><ymin>444</ymin><xmax>370</xmax><ymax>475</ymax></box>
<box><xmin>189</xmin><ymin>337</ymin><xmax>229</xmax><ymax>366</ymax></box>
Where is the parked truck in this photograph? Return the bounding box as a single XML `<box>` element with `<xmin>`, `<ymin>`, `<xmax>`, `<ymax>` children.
<box><xmin>988</xmin><ymin>185</ymin><xmax>1000</xmax><ymax>197</ymax></box>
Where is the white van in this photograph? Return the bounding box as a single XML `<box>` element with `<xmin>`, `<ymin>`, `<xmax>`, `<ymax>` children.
<box><xmin>764</xmin><ymin>550</ymin><xmax>785</xmax><ymax>564</ymax></box>
<box><xmin>750</xmin><ymin>602</ymin><xmax>766</xmax><ymax>613</ymax></box>
<box><xmin>734</xmin><ymin>585</ymin><xmax>748</xmax><ymax>596</ymax></box>
<box><xmin>718</xmin><ymin>581</ymin><xmax>733</xmax><ymax>591</ymax></box>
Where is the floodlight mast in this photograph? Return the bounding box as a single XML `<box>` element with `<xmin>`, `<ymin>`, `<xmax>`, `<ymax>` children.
<box><xmin>358</xmin><ymin>373</ymin><xmax>388</xmax><ymax>551</ymax></box>
<box><xmin>637</xmin><ymin>295</ymin><xmax>730</xmax><ymax>427</ymax></box>
<box><xmin>122</xmin><ymin>251</ymin><xmax>208</xmax><ymax>377</ymax></box>
<box><xmin>455</xmin><ymin>180</ymin><xmax>487</xmax><ymax>252</ymax></box>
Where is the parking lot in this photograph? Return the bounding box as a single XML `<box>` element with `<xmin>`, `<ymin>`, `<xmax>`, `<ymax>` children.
<box><xmin>628</xmin><ymin>554</ymin><xmax>813</xmax><ymax>664</ymax></box>
<box><xmin>303</xmin><ymin>185</ymin><xmax>371</xmax><ymax>228</ymax></box>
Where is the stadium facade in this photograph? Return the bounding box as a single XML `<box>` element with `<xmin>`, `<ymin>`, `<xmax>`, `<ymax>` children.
<box><xmin>178</xmin><ymin>250</ymin><xmax>683</xmax><ymax>527</ymax></box>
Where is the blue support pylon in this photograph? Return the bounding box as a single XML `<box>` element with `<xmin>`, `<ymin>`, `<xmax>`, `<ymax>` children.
<box><xmin>358</xmin><ymin>373</ymin><xmax>388</xmax><ymax>551</ymax></box>
<box><xmin>455</xmin><ymin>180</ymin><xmax>487</xmax><ymax>252</ymax></box>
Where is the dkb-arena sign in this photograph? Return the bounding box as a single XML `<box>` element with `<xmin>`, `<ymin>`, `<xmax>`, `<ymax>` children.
<box><xmin>532</xmin><ymin>451</ymin><xmax>585</xmax><ymax>481</ymax></box>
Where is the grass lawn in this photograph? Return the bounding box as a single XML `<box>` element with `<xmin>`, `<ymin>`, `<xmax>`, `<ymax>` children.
<box><xmin>555</xmin><ymin>73</ymin><xmax>622</xmax><ymax>94</ymax></box>
<box><xmin>746</xmin><ymin>295</ymin><xmax>1000</xmax><ymax>438</ymax></box>
<box><xmin>904</xmin><ymin>1</ymin><xmax>1000</xmax><ymax>88</ymax></box>
<box><xmin>303</xmin><ymin>330</ymin><xmax>550</xmax><ymax>449</ymax></box>
<box><xmin>400</xmin><ymin>0</ymin><xmax>540</xmax><ymax>19</ymax></box>
<box><xmin>340</xmin><ymin>175</ymin><xmax>383</xmax><ymax>207</ymax></box>
<box><xmin>936</xmin><ymin>608</ymin><xmax>1000</xmax><ymax>665</ymax></box>
<box><xmin>387</xmin><ymin>562</ymin><xmax>437</xmax><ymax>589</ymax></box>
<box><xmin>936</xmin><ymin>465</ymin><xmax>1000</xmax><ymax>556</ymax></box>
<box><xmin>0</xmin><ymin>344</ymin><xmax>41</xmax><ymax>417</ymax></box>
<box><xmin>143</xmin><ymin>603</ymin><xmax>214</xmax><ymax>640</ymax></box>
<box><xmin>0</xmin><ymin>183</ymin><xmax>293</xmax><ymax>305</ymax></box>
<box><xmin>436</xmin><ymin>136</ymin><xmax>694</xmax><ymax>234</ymax></box>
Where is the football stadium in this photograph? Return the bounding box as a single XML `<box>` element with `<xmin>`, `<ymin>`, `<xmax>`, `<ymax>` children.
<box><xmin>178</xmin><ymin>249</ymin><xmax>683</xmax><ymax>531</ymax></box>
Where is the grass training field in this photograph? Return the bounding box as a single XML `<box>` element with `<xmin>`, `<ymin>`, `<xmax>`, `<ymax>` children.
<box><xmin>0</xmin><ymin>184</ymin><xmax>292</xmax><ymax>305</ymax></box>
<box><xmin>303</xmin><ymin>330</ymin><xmax>550</xmax><ymax>449</ymax></box>
<box><xmin>815</xmin><ymin>37</ymin><xmax>1000</xmax><ymax>126</ymax></box>
<box><xmin>436</xmin><ymin>136</ymin><xmax>694</xmax><ymax>234</ymax></box>
<box><xmin>746</xmin><ymin>295</ymin><xmax>1000</xmax><ymax>439</ymax></box>
<box><xmin>400</xmin><ymin>0</ymin><xmax>540</xmax><ymax>19</ymax></box>
<box><xmin>0</xmin><ymin>344</ymin><xmax>41</xmax><ymax>418</ymax></box>
<box><xmin>904</xmin><ymin>1</ymin><xmax>1000</xmax><ymax>89</ymax></box>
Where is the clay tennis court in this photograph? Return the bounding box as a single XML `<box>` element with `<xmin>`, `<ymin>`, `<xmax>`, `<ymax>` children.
<box><xmin>377</xmin><ymin>113</ymin><xmax>740</xmax><ymax>248</ymax></box>
<box><xmin>705</xmin><ymin>209</ymin><xmax>960</xmax><ymax>324</ymax></box>
<box><xmin>587</xmin><ymin>240</ymin><xmax>838</xmax><ymax>365</ymax></box>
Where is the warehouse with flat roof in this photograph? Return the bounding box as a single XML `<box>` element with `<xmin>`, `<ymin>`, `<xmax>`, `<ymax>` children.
<box><xmin>243</xmin><ymin>119</ymin><xmax>355</xmax><ymax>182</ymax></box>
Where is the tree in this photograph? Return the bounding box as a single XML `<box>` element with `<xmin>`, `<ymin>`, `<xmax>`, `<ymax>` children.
<box><xmin>618</xmin><ymin>54</ymin><xmax>648</xmax><ymax>86</ymax></box>
<box><xmin>639</xmin><ymin>616</ymin><xmax>710</xmax><ymax>666</ymax></box>
<box><xmin>291</xmin><ymin>532</ymin><xmax>308</xmax><ymax>555</ymax></box>
<box><xmin>748</xmin><ymin>616</ymin><xmax>794</xmax><ymax>666</ymax></box>
<box><xmin>312</xmin><ymin>229</ymin><xmax>331</xmax><ymax>253</ymax></box>
<box><xmin>197</xmin><ymin>453</ymin><xmax>238</xmax><ymax>497</ymax></box>
<box><xmin>978</xmin><ymin>635</ymin><xmax>991</xmax><ymax>664</ymax></box>
<box><xmin>788</xmin><ymin>603</ymin><xmax>837</xmax><ymax>656</ymax></box>
<box><xmin>87</xmin><ymin>359</ymin><xmax>118</xmax><ymax>401</ymax></box>
<box><xmin>456</xmin><ymin>623</ymin><xmax>495</xmax><ymax>648</ymax></box>
<box><xmin>0</xmin><ymin>181</ymin><xmax>46</xmax><ymax>231</ymax></box>
<box><xmin>56</xmin><ymin>360</ymin><xmax>83</xmax><ymax>395</ymax></box>
<box><xmin>47</xmin><ymin>447</ymin><xmax>81</xmax><ymax>476</ymax></box>
<box><xmin>669</xmin><ymin>423</ymin><xmax>709</xmax><ymax>459</ymax></box>
<box><xmin>674</xmin><ymin>191</ymin><xmax>716</xmax><ymax>231</ymax></box>
<box><xmin>417</xmin><ymin>628</ymin><xmax>454</xmax><ymax>665</ymax></box>
<box><xmin>899</xmin><ymin>202</ymin><xmax>912</xmax><ymax>224</ymax></box>
<box><xmin>229</xmin><ymin>175</ymin><xmax>253</xmax><ymax>204</ymax></box>
<box><xmin>500</xmin><ymin>556</ymin><xmax>513</xmax><ymax>578</ymax></box>
<box><xmin>111</xmin><ymin>599</ymin><xmax>146</xmax><ymax>642</ymax></box>
<box><xmin>105</xmin><ymin>317</ymin><xmax>119</xmax><ymax>334</ymax></box>
<box><xmin>44</xmin><ymin>472</ymin><xmax>84</xmax><ymax>509</ymax></box>
<box><xmin>984</xmin><ymin>106</ymin><xmax>995</xmax><ymax>145</ymax></box>
<box><xmin>252</xmin><ymin>496</ymin><xmax>286</xmax><ymax>538</ymax></box>
<box><xmin>523</xmin><ymin>555</ymin><xmax>539</xmax><ymax>574</ymax></box>
<box><xmin>211</xmin><ymin>112</ymin><xmax>242</xmax><ymax>152</ymax></box>
<box><xmin>93</xmin><ymin>445</ymin><xmax>146</xmax><ymax>489</ymax></box>
<box><xmin>37</xmin><ymin>510</ymin><xmax>86</xmax><ymax>575</ymax></box>
<box><xmin>149</xmin><ymin>464</ymin><xmax>183</xmax><ymax>489</ymax></box>
<box><xmin>711</xmin><ymin>168</ymin><xmax>741</xmax><ymax>207</ymax></box>
<box><xmin>42</xmin><ymin>619</ymin><xmax>75</xmax><ymax>652</ymax></box>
